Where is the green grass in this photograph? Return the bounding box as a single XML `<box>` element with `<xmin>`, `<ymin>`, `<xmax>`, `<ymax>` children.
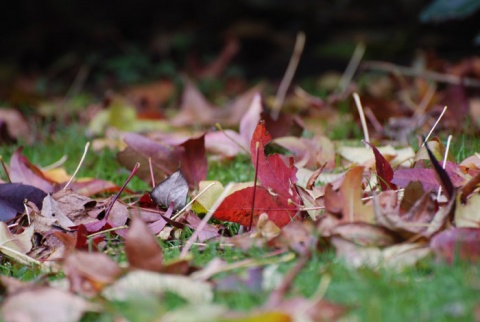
<box><xmin>2</xmin><ymin>124</ymin><xmax>480</xmax><ymax>321</ymax></box>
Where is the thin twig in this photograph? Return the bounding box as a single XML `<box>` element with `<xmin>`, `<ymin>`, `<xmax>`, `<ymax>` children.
<box><xmin>0</xmin><ymin>245</ymin><xmax>42</xmax><ymax>266</ymax></box>
<box><xmin>171</xmin><ymin>182</ymin><xmax>217</xmax><ymax>221</ymax></box>
<box><xmin>338</xmin><ymin>42</ymin><xmax>365</xmax><ymax>95</ymax></box>
<box><xmin>148</xmin><ymin>157</ymin><xmax>155</xmax><ymax>188</ymax></box>
<box><xmin>353</xmin><ymin>92</ymin><xmax>370</xmax><ymax>146</ymax></box>
<box><xmin>87</xmin><ymin>225</ymin><xmax>128</xmax><ymax>239</ymax></box>
<box><xmin>23</xmin><ymin>200</ymin><xmax>31</xmax><ymax>225</ymax></box>
<box><xmin>416</xmin><ymin>83</ymin><xmax>437</xmax><ymax>116</ymax></box>
<box><xmin>104</xmin><ymin>162</ymin><xmax>140</xmax><ymax>220</ymax></box>
<box><xmin>421</xmin><ymin>105</ymin><xmax>447</xmax><ymax>147</ymax></box>
<box><xmin>61</xmin><ymin>65</ymin><xmax>89</xmax><ymax>107</ymax></box>
<box><xmin>267</xmin><ymin>249</ymin><xmax>311</xmax><ymax>306</ymax></box>
<box><xmin>215</xmin><ymin>123</ymin><xmax>249</xmax><ymax>154</ymax></box>
<box><xmin>272</xmin><ymin>31</ymin><xmax>306</xmax><ymax>120</ymax></box>
<box><xmin>63</xmin><ymin>142</ymin><xmax>90</xmax><ymax>190</ymax></box>
<box><xmin>249</xmin><ymin>142</ymin><xmax>260</xmax><ymax>230</ymax></box>
<box><xmin>362</xmin><ymin>61</ymin><xmax>480</xmax><ymax>88</ymax></box>
<box><xmin>180</xmin><ymin>182</ymin><xmax>234</xmax><ymax>258</ymax></box>
<box><xmin>42</xmin><ymin>155</ymin><xmax>68</xmax><ymax>171</ymax></box>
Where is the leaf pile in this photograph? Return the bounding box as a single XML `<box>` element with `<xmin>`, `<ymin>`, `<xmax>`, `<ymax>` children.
<box><xmin>1</xmin><ymin>54</ymin><xmax>480</xmax><ymax>320</ymax></box>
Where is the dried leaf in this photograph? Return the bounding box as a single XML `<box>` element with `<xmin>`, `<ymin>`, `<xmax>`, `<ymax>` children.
<box><xmin>125</xmin><ymin>216</ymin><xmax>164</xmax><ymax>272</ymax></box>
<box><xmin>103</xmin><ymin>270</ymin><xmax>213</xmax><ymax>304</ymax></box>
<box><xmin>325</xmin><ymin>166</ymin><xmax>375</xmax><ymax>223</ymax></box>
<box><xmin>150</xmin><ymin>169</ymin><xmax>189</xmax><ymax>212</ymax></box>
<box><xmin>1</xmin><ymin>287</ymin><xmax>95</xmax><ymax>322</ymax></box>
<box><xmin>63</xmin><ymin>251</ymin><xmax>123</xmax><ymax>296</ymax></box>
<box><xmin>0</xmin><ymin>223</ymin><xmax>33</xmax><ymax>264</ymax></box>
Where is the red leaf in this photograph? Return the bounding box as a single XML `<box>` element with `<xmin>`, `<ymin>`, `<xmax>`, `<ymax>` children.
<box><xmin>179</xmin><ymin>134</ymin><xmax>207</xmax><ymax>188</ymax></box>
<box><xmin>364</xmin><ymin>141</ymin><xmax>396</xmax><ymax>190</ymax></box>
<box><xmin>250</xmin><ymin>120</ymin><xmax>300</xmax><ymax>203</ymax></box>
<box><xmin>213</xmin><ymin>120</ymin><xmax>302</xmax><ymax>227</ymax></box>
<box><xmin>213</xmin><ymin>186</ymin><xmax>298</xmax><ymax>227</ymax></box>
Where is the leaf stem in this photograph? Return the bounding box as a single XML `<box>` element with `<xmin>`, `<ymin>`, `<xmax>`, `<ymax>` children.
<box><xmin>104</xmin><ymin>162</ymin><xmax>140</xmax><ymax>220</ymax></box>
<box><xmin>249</xmin><ymin>141</ymin><xmax>260</xmax><ymax>231</ymax></box>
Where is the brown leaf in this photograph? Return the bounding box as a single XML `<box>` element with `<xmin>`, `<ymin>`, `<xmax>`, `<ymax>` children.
<box><xmin>325</xmin><ymin>166</ymin><xmax>375</xmax><ymax>223</ymax></box>
<box><xmin>63</xmin><ymin>251</ymin><xmax>123</xmax><ymax>296</ymax></box>
<box><xmin>125</xmin><ymin>216</ymin><xmax>164</xmax><ymax>272</ymax></box>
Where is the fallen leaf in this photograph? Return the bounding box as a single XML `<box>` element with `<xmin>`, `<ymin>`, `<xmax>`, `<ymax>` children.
<box><xmin>324</xmin><ymin>166</ymin><xmax>375</xmax><ymax>223</ymax></box>
<box><xmin>191</xmin><ymin>181</ymin><xmax>224</xmax><ymax>214</ymax></box>
<box><xmin>214</xmin><ymin>185</ymin><xmax>297</xmax><ymax>228</ymax></box>
<box><xmin>0</xmin><ymin>183</ymin><xmax>46</xmax><ymax>221</ymax></box>
<box><xmin>103</xmin><ymin>270</ymin><xmax>213</xmax><ymax>304</ymax></box>
<box><xmin>9</xmin><ymin>147</ymin><xmax>56</xmax><ymax>193</ymax></box>
<box><xmin>0</xmin><ymin>223</ymin><xmax>34</xmax><ymax>264</ymax></box>
<box><xmin>41</xmin><ymin>194</ymin><xmax>76</xmax><ymax>230</ymax></box>
<box><xmin>118</xmin><ymin>132</ymin><xmax>207</xmax><ymax>189</ymax></box>
<box><xmin>364</xmin><ymin>141</ymin><xmax>396</xmax><ymax>190</ymax></box>
<box><xmin>272</xmin><ymin>135</ymin><xmax>336</xmax><ymax>169</ymax></box>
<box><xmin>1</xmin><ymin>287</ymin><xmax>96</xmax><ymax>322</ymax></box>
<box><xmin>63</xmin><ymin>251</ymin><xmax>123</xmax><ymax>296</ymax></box>
<box><xmin>125</xmin><ymin>216</ymin><xmax>164</xmax><ymax>272</ymax></box>
<box><xmin>150</xmin><ymin>169</ymin><xmax>189</xmax><ymax>212</ymax></box>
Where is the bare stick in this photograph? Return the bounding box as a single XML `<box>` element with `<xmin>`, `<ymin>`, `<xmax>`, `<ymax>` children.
<box><xmin>180</xmin><ymin>182</ymin><xmax>234</xmax><ymax>258</ymax></box>
<box><xmin>87</xmin><ymin>225</ymin><xmax>128</xmax><ymax>239</ymax></box>
<box><xmin>42</xmin><ymin>155</ymin><xmax>68</xmax><ymax>171</ymax></box>
<box><xmin>437</xmin><ymin>135</ymin><xmax>452</xmax><ymax>200</ymax></box>
<box><xmin>171</xmin><ymin>182</ymin><xmax>217</xmax><ymax>221</ymax></box>
<box><xmin>104</xmin><ymin>162</ymin><xmax>140</xmax><ymax>220</ymax></box>
<box><xmin>362</xmin><ymin>61</ymin><xmax>480</xmax><ymax>88</ymax></box>
<box><xmin>416</xmin><ymin>83</ymin><xmax>437</xmax><ymax>116</ymax></box>
<box><xmin>338</xmin><ymin>42</ymin><xmax>365</xmax><ymax>95</ymax></box>
<box><xmin>248</xmin><ymin>142</ymin><xmax>260</xmax><ymax>230</ymax></box>
<box><xmin>267</xmin><ymin>249</ymin><xmax>312</xmax><ymax>306</ymax></box>
<box><xmin>148</xmin><ymin>157</ymin><xmax>156</xmax><ymax>188</ymax></box>
<box><xmin>23</xmin><ymin>200</ymin><xmax>31</xmax><ymax>225</ymax></box>
<box><xmin>353</xmin><ymin>92</ymin><xmax>370</xmax><ymax>146</ymax></box>
<box><xmin>0</xmin><ymin>156</ymin><xmax>11</xmax><ymax>183</ymax></box>
<box><xmin>0</xmin><ymin>244</ymin><xmax>42</xmax><ymax>266</ymax></box>
<box><xmin>271</xmin><ymin>31</ymin><xmax>306</xmax><ymax>120</ymax></box>
<box><xmin>421</xmin><ymin>105</ymin><xmax>447</xmax><ymax>147</ymax></box>
<box><xmin>63</xmin><ymin>141</ymin><xmax>90</xmax><ymax>190</ymax></box>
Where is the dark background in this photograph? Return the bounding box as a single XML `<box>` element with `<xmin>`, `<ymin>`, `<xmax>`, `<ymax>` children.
<box><xmin>1</xmin><ymin>0</ymin><xmax>479</xmax><ymax>82</ymax></box>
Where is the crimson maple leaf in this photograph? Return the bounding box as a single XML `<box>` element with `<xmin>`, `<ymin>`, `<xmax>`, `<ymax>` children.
<box><xmin>213</xmin><ymin>120</ymin><xmax>302</xmax><ymax>228</ymax></box>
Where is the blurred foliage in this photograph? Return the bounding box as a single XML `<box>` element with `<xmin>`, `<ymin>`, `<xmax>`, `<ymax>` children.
<box><xmin>420</xmin><ymin>0</ymin><xmax>480</xmax><ymax>22</ymax></box>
